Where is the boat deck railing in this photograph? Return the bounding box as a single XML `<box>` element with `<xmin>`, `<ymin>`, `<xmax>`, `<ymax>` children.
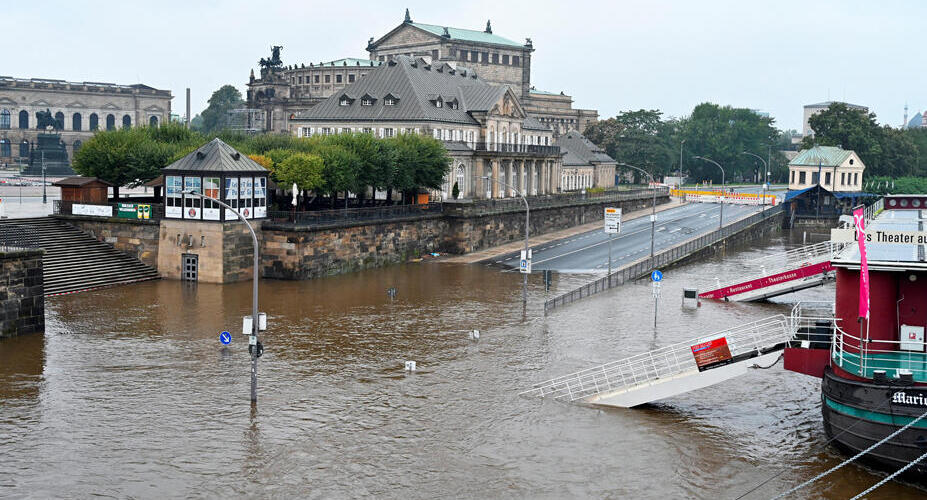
<box><xmin>520</xmin><ymin>314</ymin><xmax>792</xmax><ymax>402</ymax></box>
<box><xmin>706</xmin><ymin>241</ymin><xmax>844</xmax><ymax>293</ymax></box>
<box><xmin>832</xmin><ymin>323</ymin><xmax>927</xmax><ymax>383</ymax></box>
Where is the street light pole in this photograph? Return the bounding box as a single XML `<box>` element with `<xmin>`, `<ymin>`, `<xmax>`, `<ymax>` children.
<box><xmin>483</xmin><ymin>176</ymin><xmax>529</xmax><ymax>306</ymax></box>
<box><xmin>41</xmin><ymin>151</ymin><xmax>46</xmax><ymax>204</ymax></box>
<box><xmin>742</xmin><ymin>151</ymin><xmax>768</xmax><ymax>209</ymax></box>
<box><xmin>183</xmin><ymin>189</ymin><xmax>261</xmax><ymax>404</ymax></box>
<box><xmin>679</xmin><ymin>139</ymin><xmax>686</xmax><ymax>178</ymax></box>
<box><xmin>693</xmin><ymin>156</ymin><xmax>725</xmax><ymax>230</ymax></box>
<box><xmin>617</xmin><ymin>163</ymin><xmax>657</xmax><ymax>261</ymax></box>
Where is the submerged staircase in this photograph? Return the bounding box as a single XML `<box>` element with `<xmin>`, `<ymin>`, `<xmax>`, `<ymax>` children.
<box><xmin>0</xmin><ymin>217</ymin><xmax>159</xmax><ymax>296</ymax></box>
<box><xmin>697</xmin><ymin>241</ymin><xmax>845</xmax><ymax>302</ymax></box>
<box><xmin>521</xmin><ymin>315</ymin><xmax>793</xmax><ymax>408</ymax></box>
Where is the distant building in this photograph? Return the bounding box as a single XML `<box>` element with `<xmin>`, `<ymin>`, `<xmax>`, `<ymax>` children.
<box><xmin>290</xmin><ymin>55</ymin><xmax>563</xmax><ymax>200</ymax></box>
<box><xmin>788</xmin><ymin>145</ymin><xmax>865</xmax><ymax>192</ymax></box>
<box><xmin>0</xmin><ymin>76</ymin><xmax>172</xmax><ymax>164</ymax></box>
<box><xmin>802</xmin><ymin>101</ymin><xmax>868</xmax><ymax>137</ymax></box>
<box><xmin>555</xmin><ymin>130</ymin><xmax>616</xmax><ymax>191</ymax></box>
<box><xmin>907</xmin><ymin>112</ymin><xmax>924</xmax><ymax>129</ymax></box>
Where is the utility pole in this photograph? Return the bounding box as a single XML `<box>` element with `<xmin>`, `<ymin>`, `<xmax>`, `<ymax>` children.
<box><xmin>41</xmin><ymin>151</ymin><xmax>46</xmax><ymax>204</ymax></box>
<box><xmin>693</xmin><ymin>156</ymin><xmax>725</xmax><ymax>229</ymax></box>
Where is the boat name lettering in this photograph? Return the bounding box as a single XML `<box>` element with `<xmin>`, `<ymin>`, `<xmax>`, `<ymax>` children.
<box><xmin>891</xmin><ymin>391</ymin><xmax>927</xmax><ymax>407</ymax></box>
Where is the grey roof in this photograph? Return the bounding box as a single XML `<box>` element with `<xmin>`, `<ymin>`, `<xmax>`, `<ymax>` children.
<box><xmin>52</xmin><ymin>176</ymin><xmax>113</xmax><ymax>187</ymax></box>
<box><xmin>295</xmin><ymin>56</ymin><xmax>513</xmax><ymax>125</ymax></box>
<box><xmin>522</xmin><ymin>115</ymin><xmax>551</xmax><ymax>131</ymax></box>
<box><xmin>556</xmin><ymin>130</ymin><xmax>615</xmax><ymax>166</ymax></box>
<box><xmin>162</xmin><ymin>138</ymin><xmax>267</xmax><ymax>173</ymax></box>
<box><xmin>804</xmin><ymin>101</ymin><xmax>868</xmax><ymax>110</ymax></box>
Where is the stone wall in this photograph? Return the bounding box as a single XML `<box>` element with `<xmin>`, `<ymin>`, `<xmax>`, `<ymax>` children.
<box><xmin>157</xmin><ymin>219</ymin><xmax>261</xmax><ymax>283</ymax></box>
<box><xmin>0</xmin><ymin>249</ymin><xmax>44</xmax><ymax>339</ymax></box>
<box><xmin>60</xmin><ymin>215</ymin><xmax>160</xmax><ymax>268</ymax></box>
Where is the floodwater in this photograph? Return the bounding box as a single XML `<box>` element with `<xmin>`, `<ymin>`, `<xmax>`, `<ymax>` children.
<box><xmin>1</xmin><ymin>231</ymin><xmax>925</xmax><ymax>499</ymax></box>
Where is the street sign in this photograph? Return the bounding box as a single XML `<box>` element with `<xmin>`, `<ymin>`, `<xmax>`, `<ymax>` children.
<box><xmin>604</xmin><ymin>207</ymin><xmax>622</xmax><ymax>234</ymax></box>
<box><xmin>651</xmin><ymin>269</ymin><xmax>663</xmax><ymax>282</ymax></box>
<box><xmin>519</xmin><ymin>249</ymin><xmax>532</xmax><ymax>274</ymax></box>
<box><xmin>219</xmin><ymin>331</ymin><xmax>231</xmax><ymax>345</ymax></box>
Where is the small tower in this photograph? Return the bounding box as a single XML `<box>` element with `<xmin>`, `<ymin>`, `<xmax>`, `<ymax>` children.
<box><xmin>903</xmin><ymin>103</ymin><xmax>909</xmax><ymax>129</ymax></box>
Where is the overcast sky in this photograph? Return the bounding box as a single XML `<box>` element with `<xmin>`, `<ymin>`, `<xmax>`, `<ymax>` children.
<box><xmin>5</xmin><ymin>0</ymin><xmax>924</xmax><ymax>131</ymax></box>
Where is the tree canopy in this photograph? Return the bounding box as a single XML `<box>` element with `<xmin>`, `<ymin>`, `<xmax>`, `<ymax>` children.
<box><xmin>583</xmin><ymin>110</ymin><xmax>675</xmax><ymax>182</ymax></box>
<box><xmin>195</xmin><ymin>85</ymin><xmax>244</xmax><ymax>134</ymax></box>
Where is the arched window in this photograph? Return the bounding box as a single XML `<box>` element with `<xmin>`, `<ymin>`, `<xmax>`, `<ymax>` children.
<box><xmin>18</xmin><ymin>110</ymin><xmax>28</xmax><ymax>129</ymax></box>
<box><xmin>149</xmin><ymin>115</ymin><xmax>158</xmax><ymax>127</ymax></box>
<box><xmin>73</xmin><ymin>140</ymin><xmax>82</xmax><ymax>154</ymax></box>
<box><xmin>89</xmin><ymin>113</ymin><xmax>99</xmax><ymax>131</ymax></box>
<box><xmin>122</xmin><ymin>114</ymin><xmax>131</xmax><ymax>129</ymax></box>
<box><xmin>456</xmin><ymin>165</ymin><xmax>465</xmax><ymax>196</ymax></box>
<box><xmin>106</xmin><ymin>114</ymin><xmax>115</xmax><ymax>130</ymax></box>
<box><xmin>72</xmin><ymin>113</ymin><xmax>82</xmax><ymax>131</ymax></box>
<box><xmin>54</xmin><ymin>112</ymin><xmax>64</xmax><ymax>130</ymax></box>
<box><xmin>0</xmin><ymin>139</ymin><xmax>10</xmax><ymax>157</ymax></box>
<box><xmin>0</xmin><ymin>109</ymin><xmax>9</xmax><ymax>129</ymax></box>
<box><xmin>19</xmin><ymin>140</ymin><xmax>29</xmax><ymax>158</ymax></box>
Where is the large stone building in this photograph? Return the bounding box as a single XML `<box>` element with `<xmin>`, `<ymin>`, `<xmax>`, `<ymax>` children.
<box><xmin>802</xmin><ymin>101</ymin><xmax>868</xmax><ymax>138</ymax></box>
<box><xmin>556</xmin><ymin>130</ymin><xmax>617</xmax><ymax>191</ymax></box>
<box><xmin>290</xmin><ymin>55</ymin><xmax>570</xmax><ymax>200</ymax></box>
<box><xmin>0</xmin><ymin>76</ymin><xmax>172</xmax><ymax>164</ymax></box>
<box><xmin>246</xmin><ymin>10</ymin><xmax>597</xmax><ymax>137</ymax></box>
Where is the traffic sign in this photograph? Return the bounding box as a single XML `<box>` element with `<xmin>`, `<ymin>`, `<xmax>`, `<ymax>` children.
<box><xmin>651</xmin><ymin>270</ymin><xmax>663</xmax><ymax>282</ymax></box>
<box><xmin>519</xmin><ymin>249</ymin><xmax>532</xmax><ymax>274</ymax></box>
<box><xmin>219</xmin><ymin>331</ymin><xmax>231</xmax><ymax>345</ymax></box>
<box><xmin>604</xmin><ymin>207</ymin><xmax>622</xmax><ymax>234</ymax></box>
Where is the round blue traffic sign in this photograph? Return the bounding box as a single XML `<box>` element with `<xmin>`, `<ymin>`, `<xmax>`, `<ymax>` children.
<box><xmin>219</xmin><ymin>331</ymin><xmax>231</xmax><ymax>345</ymax></box>
<box><xmin>651</xmin><ymin>270</ymin><xmax>663</xmax><ymax>282</ymax></box>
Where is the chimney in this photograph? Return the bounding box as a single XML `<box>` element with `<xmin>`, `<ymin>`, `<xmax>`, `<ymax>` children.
<box><xmin>185</xmin><ymin>88</ymin><xmax>191</xmax><ymax>129</ymax></box>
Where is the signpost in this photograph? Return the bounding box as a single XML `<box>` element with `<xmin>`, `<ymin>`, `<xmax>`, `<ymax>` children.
<box><xmin>651</xmin><ymin>269</ymin><xmax>663</xmax><ymax>328</ymax></box>
<box><xmin>519</xmin><ymin>249</ymin><xmax>532</xmax><ymax>274</ymax></box>
<box><xmin>604</xmin><ymin>207</ymin><xmax>621</xmax><ymax>275</ymax></box>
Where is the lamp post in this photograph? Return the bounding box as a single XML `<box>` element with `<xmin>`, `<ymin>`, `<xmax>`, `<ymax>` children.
<box><xmin>482</xmin><ymin>175</ymin><xmax>529</xmax><ymax>306</ymax></box>
<box><xmin>41</xmin><ymin>151</ymin><xmax>46</xmax><ymax>204</ymax></box>
<box><xmin>693</xmin><ymin>156</ymin><xmax>725</xmax><ymax>230</ymax></box>
<box><xmin>617</xmin><ymin>163</ymin><xmax>657</xmax><ymax>261</ymax></box>
<box><xmin>742</xmin><ymin>151</ymin><xmax>768</xmax><ymax>209</ymax></box>
<box><xmin>679</xmin><ymin>139</ymin><xmax>686</xmax><ymax>178</ymax></box>
<box><xmin>182</xmin><ymin>189</ymin><xmax>261</xmax><ymax>404</ymax></box>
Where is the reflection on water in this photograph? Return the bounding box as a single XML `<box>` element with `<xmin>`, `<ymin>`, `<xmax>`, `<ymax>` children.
<box><xmin>0</xmin><ymin>232</ymin><xmax>924</xmax><ymax>498</ymax></box>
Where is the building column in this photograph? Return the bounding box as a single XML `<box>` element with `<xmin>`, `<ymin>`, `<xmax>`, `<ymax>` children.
<box><xmin>492</xmin><ymin>159</ymin><xmax>500</xmax><ymax>199</ymax></box>
<box><xmin>473</xmin><ymin>158</ymin><xmax>483</xmax><ymax>199</ymax></box>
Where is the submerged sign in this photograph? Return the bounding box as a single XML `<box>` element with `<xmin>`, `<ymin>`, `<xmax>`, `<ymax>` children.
<box><xmin>690</xmin><ymin>336</ymin><xmax>733</xmax><ymax>371</ymax></box>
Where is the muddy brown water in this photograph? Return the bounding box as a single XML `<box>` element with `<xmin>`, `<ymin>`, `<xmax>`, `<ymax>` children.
<box><xmin>1</xmin><ymin>231</ymin><xmax>925</xmax><ymax>499</ymax></box>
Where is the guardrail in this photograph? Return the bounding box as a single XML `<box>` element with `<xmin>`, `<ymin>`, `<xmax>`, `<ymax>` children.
<box><xmin>543</xmin><ymin>204</ymin><xmax>785</xmax><ymax>313</ymax></box>
<box><xmin>520</xmin><ymin>314</ymin><xmax>792</xmax><ymax>402</ymax></box>
<box><xmin>0</xmin><ymin>221</ymin><xmax>41</xmax><ymax>252</ymax></box>
<box><xmin>267</xmin><ymin>203</ymin><xmax>444</xmax><ymax>227</ymax></box>
<box><xmin>701</xmin><ymin>240</ymin><xmax>846</xmax><ymax>294</ymax></box>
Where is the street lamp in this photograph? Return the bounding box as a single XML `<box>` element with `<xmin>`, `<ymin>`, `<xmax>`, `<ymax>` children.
<box><xmin>693</xmin><ymin>156</ymin><xmax>725</xmax><ymax>230</ymax></box>
<box><xmin>616</xmin><ymin>163</ymin><xmax>657</xmax><ymax>261</ymax></box>
<box><xmin>182</xmin><ymin>188</ymin><xmax>262</xmax><ymax>404</ymax></box>
<box><xmin>482</xmin><ymin>175</ymin><xmax>530</xmax><ymax>306</ymax></box>
<box><xmin>679</xmin><ymin>139</ymin><xmax>686</xmax><ymax>178</ymax></box>
<box><xmin>742</xmin><ymin>151</ymin><xmax>769</xmax><ymax>209</ymax></box>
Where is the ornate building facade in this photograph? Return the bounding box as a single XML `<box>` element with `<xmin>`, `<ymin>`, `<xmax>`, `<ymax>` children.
<box><xmin>0</xmin><ymin>76</ymin><xmax>172</xmax><ymax>164</ymax></box>
<box><xmin>245</xmin><ymin>10</ymin><xmax>597</xmax><ymax>137</ymax></box>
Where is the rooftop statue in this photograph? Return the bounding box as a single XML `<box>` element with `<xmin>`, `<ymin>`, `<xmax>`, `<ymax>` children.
<box><xmin>259</xmin><ymin>46</ymin><xmax>283</xmax><ymax>70</ymax></box>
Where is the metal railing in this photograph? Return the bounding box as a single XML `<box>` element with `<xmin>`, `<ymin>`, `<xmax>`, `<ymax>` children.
<box><xmin>448</xmin><ymin>187</ymin><xmax>669</xmax><ymax>217</ymax></box>
<box><xmin>831</xmin><ymin>318</ymin><xmax>927</xmax><ymax>383</ymax></box>
<box><xmin>0</xmin><ymin>222</ymin><xmax>41</xmax><ymax>252</ymax></box>
<box><xmin>704</xmin><ymin>240</ymin><xmax>846</xmax><ymax>293</ymax></box>
<box><xmin>471</xmin><ymin>142</ymin><xmax>561</xmax><ymax>155</ymax></box>
<box><xmin>544</xmin><ymin>204</ymin><xmax>784</xmax><ymax>313</ymax></box>
<box><xmin>520</xmin><ymin>314</ymin><xmax>792</xmax><ymax>402</ymax></box>
<box><xmin>53</xmin><ymin>200</ymin><xmax>165</xmax><ymax>221</ymax></box>
<box><xmin>267</xmin><ymin>203</ymin><xmax>444</xmax><ymax>227</ymax></box>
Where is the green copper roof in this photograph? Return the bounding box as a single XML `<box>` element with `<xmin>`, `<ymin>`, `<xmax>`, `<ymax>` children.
<box><xmin>319</xmin><ymin>58</ymin><xmax>382</xmax><ymax>67</ymax></box>
<box><xmin>410</xmin><ymin>22</ymin><xmax>523</xmax><ymax>48</ymax></box>
<box><xmin>529</xmin><ymin>88</ymin><xmax>560</xmax><ymax>96</ymax></box>
<box><xmin>789</xmin><ymin>145</ymin><xmax>854</xmax><ymax>167</ymax></box>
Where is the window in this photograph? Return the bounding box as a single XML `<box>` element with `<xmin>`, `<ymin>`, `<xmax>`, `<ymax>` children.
<box><xmin>513</xmin><ymin>56</ymin><xmax>520</xmax><ymax>66</ymax></box>
<box><xmin>811</xmin><ymin>172</ymin><xmax>819</xmax><ymax>184</ymax></box>
<box><xmin>341</xmin><ymin>127</ymin><xmax>351</xmax><ymax>134</ymax></box>
<box><xmin>182</xmin><ymin>254</ymin><xmax>198</xmax><ymax>282</ymax></box>
<box><xmin>298</xmin><ymin>76</ymin><xmax>303</xmax><ymax>84</ymax></box>
<box><xmin>471</xmin><ymin>50</ymin><xmax>478</xmax><ymax>62</ymax></box>
<box><xmin>324</xmin><ymin>75</ymin><xmax>331</xmax><ymax>83</ymax></box>
<box><xmin>458</xmin><ymin>51</ymin><xmax>466</xmax><ymax>61</ymax></box>
<box><xmin>106</xmin><ymin>114</ymin><xmax>115</xmax><ymax>130</ymax></box>
<box><xmin>166</xmin><ymin>175</ymin><xmax>183</xmax><ymax>209</ymax></box>
<box><xmin>55</xmin><ymin>112</ymin><xmax>64</xmax><ymax>130</ymax></box>
<box><xmin>184</xmin><ymin>176</ymin><xmax>202</xmax><ymax>215</ymax></box>
<box><xmin>0</xmin><ymin>109</ymin><xmax>9</xmax><ymax>129</ymax></box>
<box><xmin>361</xmin><ymin>97</ymin><xmax>373</xmax><ymax>106</ymax></box>
<box><xmin>19</xmin><ymin>140</ymin><xmax>29</xmax><ymax>157</ymax></box>
<box><xmin>149</xmin><ymin>116</ymin><xmax>158</xmax><ymax>127</ymax></box>
<box><xmin>348</xmin><ymin>74</ymin><xmax>355</xmax><ymax>83</ymax></box>
<box><xmin>492</xmin><ymin>53</ymin><xmax>499</xmax><ymax>64</ymax></box>
<box><xmin>854</xmin><ymin>172</ymin><xmax>859</xmax><ymax>185</ymax></box>
<box><xmin>72</xmin><ymin>113</ymin><xmax>82</xmax><ymax>131</ymax></box>
<box><xmin>384</xmin><ymin>97</ymin><xmax>396</xmax><ymax>106</ymax></box>
<box><xmin>18</xmin><ymin>110</ymin><xmax>28</xmax><ymax>129</ymax></box>
<box><xmin>254</xmin><ymin>177</ymin><xmax>266</xmax><ymax>213</ymax></box>
<box><xmin>849</xmin><ymin>159</ymin><xmax>854</xmax><ymax>165</ymax></box>
<box><xmin>122</xmin><ymin>115</ymin><xmax>131</xmax><ymax>129</ymax></box>
<box><xmin>435</xmin><ymin>97</ymin><xmax>443</xmax><ymax>108</ymax></box>
<box><xmin>362</xmin><ymin>128</ymin><xmax>372</xmax><ymax>134</ymax></box>
<box><xmin>840</xmin><ymin>172</ymin><xmax>846</xmax><ymax>185</ymax></box>
<box><xmin>340</xmin><ymin>97</ymin><xmax>350</xmax><ymax>106</ymax></box>
<box><xmin>314</xmin><ymin>75</ymin><xmax>320</xmax><ymax>83</ymax></box>
<box><xmin>336</xmin><ymin>74</ymin><xmax>342</xmax><ymax>83</ymax></box>
<box><xmin>825</xmin><ymin>172</ymin><xmax>831</xmax><ymax>185</ymax></box>
<box><xmin>321</xmin><ymin>127</ymin><xmax>332</xmax><ymax>135</ymax></box>
<box><xmin>383</xmin><ymin>128</ymin><xmax>394</xmax><ymax>138</ymax></box>
<box><xmin>90</xmin><ymin>113</ymin><xmax>99</xmax><ymax>131</ymax></box>
<box><xmin>799</xmin><ymin>171</ymin><xmax>806</xmax><ymax>184</ymax></box>
<box><xmin>224</xmin><ymin>177</ymin><xmax>239</xmax><ymax>212</ymax></box>
<box><xmin>502</xmin><ymin>55</ymin><xmax>509</xmax><ymax>64</ymax></box>
<box><xmin>481</xmin><ymin>52</ymin><xmax>488</xmax><ymax>63</ymax></box>
<box><xmin>203</xmin><ymin>177</ymin><xmax>220</xmax><ymax>212</ymax></box>
<box><xmin>240</xmin><ymin>177</ymin><xmax>253</xmax><ymax>215</ymax></box>
<box><xmin>0</xmin><ymin>139</ymin><xmax>10</xmax><ymax>157</ymax></box>
<box><xmin>432</xmin><ymin>49</ymin><xmax>439</xmax><ymax>60</ymax></box>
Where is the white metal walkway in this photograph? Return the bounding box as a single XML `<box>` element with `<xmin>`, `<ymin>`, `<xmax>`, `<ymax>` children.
<box><xmin>520</xmin><ymin>315</ymin><xmax>793</xmax><ymax>408</ymax></box>
<box><xmin>697</xmin><ymin>241</ymin><xmax>845</xmax><ymax>302</ymax></box>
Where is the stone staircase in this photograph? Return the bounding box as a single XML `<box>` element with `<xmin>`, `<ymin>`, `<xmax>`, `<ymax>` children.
<box><xmin>0</xmin><ymin>217</ymin><xmax>159</xmax><ymax>296</ymax></box>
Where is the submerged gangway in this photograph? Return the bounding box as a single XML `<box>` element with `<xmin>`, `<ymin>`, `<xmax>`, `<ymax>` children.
<box><xmin>520</xmin><ymin>315</ymin><xmax>793</xmax><ymax>408</ymax></box>
<box><xmin>697</xmin><ymin>241</ymin><xmax>845</xmax><ymax>302</ymax></box>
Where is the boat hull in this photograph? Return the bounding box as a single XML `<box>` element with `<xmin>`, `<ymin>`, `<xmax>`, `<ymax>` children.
<box><xmin>822</xmin><ymin>367</ymin><xmax>927</xmax><ymax>479</ymax></box>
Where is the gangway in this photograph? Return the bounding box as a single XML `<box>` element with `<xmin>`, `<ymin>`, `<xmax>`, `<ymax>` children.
<box><xmin>520</xmin><ymin>315</ymin><xmax>792</xmax><ymax>408</ymax></box>
<box><xmin>697</xmin><ymin>241</ymin><xmax>846</xmax><ymax>302</ymax></box>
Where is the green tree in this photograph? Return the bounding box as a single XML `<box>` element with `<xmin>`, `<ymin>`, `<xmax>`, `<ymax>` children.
<box><xmin>197</xmin><ymin>85</ymin><xmax>244</xmax><ymax>134</ymax></box>
<box><xmin>315</xmin><ymin>143</ymin><xmax>361</xmax><ymax>207</ymax></box>
<box><xmin>584</xmin><ymin>109</ymin><xmax>675</xmax><ymax>182</ymax></box>
<box><xmin>800</xmin><ymin>103</ymin><xmax>882</xmax><ymax>169</ymax></box>
<box><xmin>452</xmin><ymin>181</ymin><xmax>460</xmax><ymax>199</ymax></box>
<box><xmin>388</xmin><ymin>133</ymin><xmax>451</xmax><ymax>203</ymax></box>
<box><xmin>72</xmin><ymin>127</ymin><xmax>173</xmax><ymax>199</ymax></box>
<box><xmin>275</xmin><ymin>153</ymin><xmax>324</xmax><ymax>208</ymax></box>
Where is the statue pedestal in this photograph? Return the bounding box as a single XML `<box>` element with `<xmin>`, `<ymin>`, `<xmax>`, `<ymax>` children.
<box><xmin>22</xmin><ymin>133</ymin><xmax>74</xmax><ymax>176</ymax></box>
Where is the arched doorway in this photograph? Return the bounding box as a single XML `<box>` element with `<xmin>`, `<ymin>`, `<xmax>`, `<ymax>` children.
<box><xmin>106</xmin><ymin>114</ymin><xmax>115</xmax><ymax>130</ymax></box>
<box><xmin>89</xmin><ymin>113</ymin><xmax>99</xmax><ymax>131</ymax></box>
<box><xmin>149</xmin><ymin>115</ymin><xmax>159</xmax><ymax>127</ymax></box>
<box><xmin>18</xmin><ymin>110</ymin><xmax>28</xmax><ymax>129</ymax></box>
<box><xmin>122</xmin><ymin>115</ymin><xmax>131</xmax><ymax>129</ymax></box>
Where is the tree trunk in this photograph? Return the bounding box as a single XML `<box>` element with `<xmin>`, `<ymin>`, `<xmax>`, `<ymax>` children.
<box><xmin>112</xmin><ymin>185</ymin><xmax>120</xmax><ymax>201</ymax></box>
<box><xmin>386</xmin><ymin>188</ymin><xmax>393</xmax><ymax>204</ymax></box>
<box><xmin>331</xmin><ymin>192</ymin><xmax>337</xmax><ymax>209</ymax></box>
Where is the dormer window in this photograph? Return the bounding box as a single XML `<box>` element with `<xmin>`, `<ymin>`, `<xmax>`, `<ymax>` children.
<box><xmin>384</xmin><ymin>93</ymin><xmax>399</xmax><ymax>106</ymax></box>
<box><xmin>435</xmin><ymin>97</ymin><xmax>443</xmax><ymax>108</ymax></box>
<box><xmin>361</xmin><ymin>97</ymin><xmax>373</xmax><ymax>106</ymax></box>
<box><xmin>339</xmin><ymin>97</ymin><xmax>350</xmax><ymax>106</ymax></box>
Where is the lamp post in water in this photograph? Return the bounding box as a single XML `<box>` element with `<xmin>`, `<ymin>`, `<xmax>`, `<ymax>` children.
<box><xmin>616</xmin><ymin>163</ymin><xmax>657</xmax><ymax>262</ymax></box>
<box><xmin>693</xmin><ymin>156</ymin><xmax>725</xmax><ymax>230</ymax></box>
<box><xmin>182</xmin><ymin>189</ymin><xmax>261</xmax><ymax>404</ymax></box>
<box><xmin>742</xmin><ymin>151</ymin><xmax>769</xmax><ymax>209</ymax></box>
<box><xmin>482</xmin><ymin>175</ymin><xmax>529</xmax><ymax>306</ymax></box>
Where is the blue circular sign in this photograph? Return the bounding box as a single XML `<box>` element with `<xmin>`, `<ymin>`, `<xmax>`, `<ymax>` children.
<box><xmin>651</xmin><ymin>270</ymin><xmax>663</xmax><ymax>282</ymax></box>
<box><xmin>219</xmin><ymin>331</ymin><xmax>231</xmax><ymax>345</ymax></box>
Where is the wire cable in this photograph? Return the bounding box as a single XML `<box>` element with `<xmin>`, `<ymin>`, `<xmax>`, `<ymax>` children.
<box><xmin>848</xmin><ymin>449</ymin><xmax>927</xmax><ymax>500</ymax></box>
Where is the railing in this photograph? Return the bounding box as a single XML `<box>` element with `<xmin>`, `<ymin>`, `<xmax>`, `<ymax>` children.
<box><xmin>704</xmin><ymin>240</ymin><xmax>845</xmax><ymax>293</ymax></box>
<box><xmin>267</xmin><ymin>203</ymin><xmax>444</xmax><ymax>227</ymax></box>
<box><xmin>520</xmin><ymin>314</ymin><xmax>792</xmax><ymax>401</ymax></box>
<box><xmin>470</xmin><ymin>142</ymin><xmax>561</xmax><ymax>155</ymax></box>
<box><xmin>53</xmin><ymin>200</ymin><xmax>165</xmax><ymax>221</ymax></box>
<box><xmin>831</xmin><ymin>319</ymin><xmax>927</xmax><ymax>383</ymax></box>
<box><xmin>447</xmin><ymin>187</ymin><xmax>669</xmax><ymax>217</ymax></box>
<box><xmin>0</xmin><ymin>222</ymin><xmax>41</xmax><ymax>252</ymax></box>
<box><xmin>544</xmin><ymin>204</ymin><xmax>784</xmax><ymax>313</ymax></box>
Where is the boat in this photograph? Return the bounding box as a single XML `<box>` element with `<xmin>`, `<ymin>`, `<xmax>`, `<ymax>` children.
<box><xmin>785</xmin><ymin>194</ymin><xmax>927</xmax><ymax>478</ymax></box>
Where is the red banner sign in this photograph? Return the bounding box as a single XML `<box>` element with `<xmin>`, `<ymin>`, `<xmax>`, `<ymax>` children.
<box><xmin>854</xmin><ymin>207</ymin><xmax>870</xmax><ymax>320</ymax></box>
<box><xmin>691</xmin><ymin>337</ymin><xmax>733</xmax><ymax>371</ymax></box>
<box><xmin>699</xmin><ymin>260</ymin><xmax>834</xmax><ymax>300</ymax></box>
